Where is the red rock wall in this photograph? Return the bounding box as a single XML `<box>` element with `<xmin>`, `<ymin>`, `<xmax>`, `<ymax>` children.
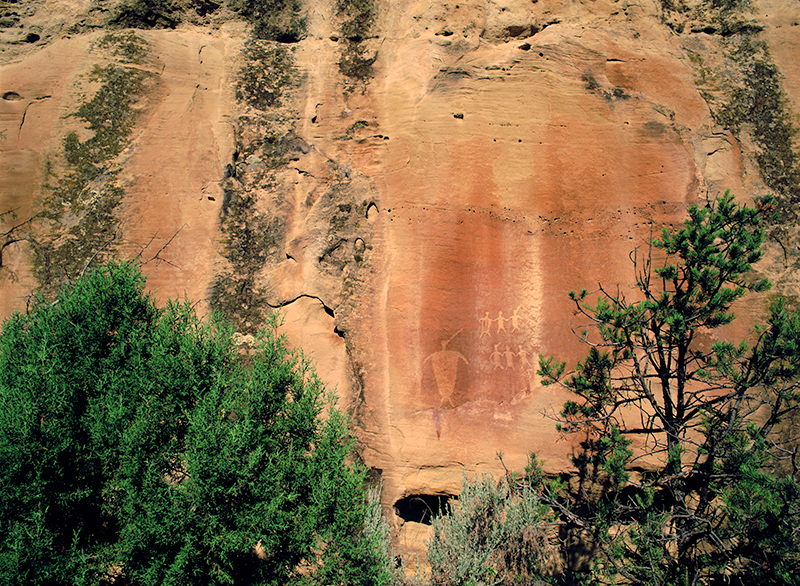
<box><xmin>2</xmin><ymin>0</ymin><xmax>800</xmax><ymax>559</ymax></box>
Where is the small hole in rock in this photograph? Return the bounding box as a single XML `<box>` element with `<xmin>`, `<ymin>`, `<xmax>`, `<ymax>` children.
<box><xmin>24</xmin><ymin>33</ymin><xmax>40</xmax><ymax>43</ymax></box>
<box><xmin>2</xmin><ymin>91</ymin><xmax>22</xmax><ymax>101</ymax></box>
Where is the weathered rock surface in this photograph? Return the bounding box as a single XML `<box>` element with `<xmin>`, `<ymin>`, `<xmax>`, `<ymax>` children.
<box><xmin>2</xmin><ymin>0</ymin><xmax>799</xmax><ymax>560</ymax></box>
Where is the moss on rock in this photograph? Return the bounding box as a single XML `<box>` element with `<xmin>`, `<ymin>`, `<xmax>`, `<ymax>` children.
<box><xmin>31</xmin><ymin>32</ymin><xmax>154</xmax><ymax>297</ymax></box>
<box><xmin>236</xmin><ymin>39</ymin><xmax>298</xmax><ymax>111</ymax></box>
<box><xmin>226</xmin><ymin>0</ymin><xmax>305</xmax><ymax>42</ymax></box>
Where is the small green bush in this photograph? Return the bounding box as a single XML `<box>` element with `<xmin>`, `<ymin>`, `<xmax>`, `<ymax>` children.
<box><xmin>710</xmin><ymin>0</ymin><xmax>751</xmax><ymax>11</ymax></box>
<box><xmin>337</xmin><ymin>0</ymin><xmax>375</xmax><ymax>41</ymax></box>
<box><xmin>97</xmin><ymin>31</ymin><xmax>148</xmax><ymax>63</ymax></box>
<box><xmin>236</xmin><ymin>39</ymin><xmax>298</xmax><ymax>110</ymax></box>
<box><xmin>339</xmin><ymin>43</ymin><xmax>378</xmax><ymax>80</ymax></box>
<box><xmin>109</xmin><ymin>0</ymin><xmax>223</xmax><ymax>28</ymax></box>
<box><xmin>110</xmin><ymin>0</ymin><xmax>183</xmax><ymax>29</ymax></box>
<box><xmin>427</xmin><ymin>473</ymin><xmax>552</xmax><ymax>586</ymax></box>
<box><xmin>336</xmin><ymin>0</ymin><xmax>378</xmax><ymax>81</ymax></box>
<box><xmin>227</xmin><ymin>0</ymin><xmax>306</xmax><ymax>41</ymax></box>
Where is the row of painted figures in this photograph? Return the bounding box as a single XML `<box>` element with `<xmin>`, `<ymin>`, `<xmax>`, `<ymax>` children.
<box><xmin>479</xmin><ymin>308</ymin><xmax>525</xmax><ymax>337</ymax></box>
<box><xmin>489</xmin><ymin>343</ymin><xmax>534</xmax><ymax>371</ymax></box>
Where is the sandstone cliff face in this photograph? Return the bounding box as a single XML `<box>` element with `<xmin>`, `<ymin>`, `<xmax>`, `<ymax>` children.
<box><xmin>2</xmin><ymin>0</ymin><xmax>799</xmax><ymax>558</ymax></box>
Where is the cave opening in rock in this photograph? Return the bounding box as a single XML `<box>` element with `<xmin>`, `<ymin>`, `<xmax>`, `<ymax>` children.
<box><xmin>394</xmin><ymin>494</ymin><xmax>455</xmax><ymax>525</ymax></box>
<box><xmin>275</xmin><ymin>32</ymin><xmax>303</xmax><ymax>43</ymax></box>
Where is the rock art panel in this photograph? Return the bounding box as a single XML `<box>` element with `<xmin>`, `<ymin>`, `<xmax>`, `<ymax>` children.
<box><xmin>341</xmin><ymin>17</ymin><xmax>705</xmax><ymax>521</ymax></box>
<box><xmin>414</xmin><ymin>216</ymin><xmax>544</xmax><ymax>415</ymax></box>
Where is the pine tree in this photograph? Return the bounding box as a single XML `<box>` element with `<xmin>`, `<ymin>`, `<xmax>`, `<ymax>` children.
<box><xmin>538</xmin><ymin>192</ymin><xmax>800</xmax><ymax>585</ymax></box>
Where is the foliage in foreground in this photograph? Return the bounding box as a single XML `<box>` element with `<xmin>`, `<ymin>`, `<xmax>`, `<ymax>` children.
<box><xmin>427</xmin><ymin>473</ymin><xmax>552</xmax><ymax>586</ymax></box>
<box><xmin>537</xmin><ymin>191</ymin><xmax>800</xmax><ymax>585</ymax></box>
<box><xmin>0</xmin><ymin>261</ymin><xmax>394</xmax><ymax>585</ymax></box>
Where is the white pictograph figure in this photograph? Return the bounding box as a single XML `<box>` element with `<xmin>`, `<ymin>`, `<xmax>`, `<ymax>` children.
<box><xmin>516</xmin><ymin>345</ymin><xmax>534</xmax><ymax>370</ymax></box>
<box><xmin>479</xmin><ymin>312</ymin><xmax>493</xmax><ymax>338</ymax></box>
<box><xmin>424</xmin><ymin>331</ymin><xmax>469</xmax><ymax>408</ymax></box>
<box><xmin>504</xmin><ymin>345</ymin><xmax>516</xmax><ymax>371</ymax></box>
<box><xmin>511</xmin><ymin>380</ymin><xmax>533</xmax><ymax>405</ymax></box>
<box><xmin>496</xmin><ymin>311</ymin><xmax>509</xmax><ymax>334</ymax></box>
<box><xmin>510</xmin><ymin>306</ymin><xmax>524</xmax><ymax>332</ymax></box>
<box><xmin>490</xmin><ymin>343</ymin><xmax>504</xmax><ymax>370</ymax></box>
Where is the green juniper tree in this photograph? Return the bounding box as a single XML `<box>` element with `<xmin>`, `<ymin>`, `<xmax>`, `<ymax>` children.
<box><xmin>0</xmin><ymin>261</ymin><xmax>395</xmax><ymax>586</ymax></box>
<box><xmin>537</xmin><ymin>192</ymin><xmax>800</xmax><ymax>585</ymax></box>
